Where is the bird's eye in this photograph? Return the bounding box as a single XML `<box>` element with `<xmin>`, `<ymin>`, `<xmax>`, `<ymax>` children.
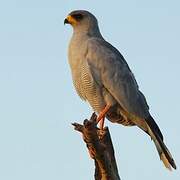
<box><xmin>72</xmin><ymin>14</ymin><xmax>83</xmax><ymax>21</ymax></box>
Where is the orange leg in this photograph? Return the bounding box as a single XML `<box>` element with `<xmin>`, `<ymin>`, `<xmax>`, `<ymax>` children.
<box><xmin>99</xmin><ymin>116</ymin><xmax>105</xmax><ymax>130</ymax></box>
<box><xmin>97</xmin><ymin>104</ymin><xmax>111</xmax><ymax>130</ymax></box>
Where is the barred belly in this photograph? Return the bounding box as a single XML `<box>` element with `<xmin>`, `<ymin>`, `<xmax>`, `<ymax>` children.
<box><xmin>72</xmin><ymin>60</ymin><xmax>105</xmax><ymax>113</ymax></box>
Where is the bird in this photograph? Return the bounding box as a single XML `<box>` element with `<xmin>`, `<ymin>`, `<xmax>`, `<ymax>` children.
<box><xmin>64</xmin><ymin>10</ymin><xmax>176</xmax><ymax>170</ymax></box>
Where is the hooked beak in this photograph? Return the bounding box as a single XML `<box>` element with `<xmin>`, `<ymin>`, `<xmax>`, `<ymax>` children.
<box><xmin>64</xmin><ymin>15</ymin><xmax>77</xmax><ymax>25</ymax></box>
<box><xmin>64</xmin><ymin>18</ymin><xmax>69</xmax><ymax>25</ymax></box>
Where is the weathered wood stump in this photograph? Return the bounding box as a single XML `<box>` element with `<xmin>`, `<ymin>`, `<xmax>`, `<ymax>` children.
<box><xmin>72</xmin><ymin>113</ymin><xmax>121</xmax><ymax>180</ymax></box>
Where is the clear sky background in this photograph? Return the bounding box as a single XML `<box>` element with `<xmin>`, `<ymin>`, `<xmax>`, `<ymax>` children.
<box><xmin>0</xmin><ymin>0</ymin><xmax>179</xmax><ymax>180</ymax></box>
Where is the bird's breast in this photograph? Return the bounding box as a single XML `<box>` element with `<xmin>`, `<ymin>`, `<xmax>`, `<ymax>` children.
<box><xmin>68</xmin><ymin>41</ymin><xmax>105</xmax><ymax>112</ymax></box>
<box><xmin>68</xmin><ymin>34</ymin><xmax>120</xmax><ymax>113</ymax></box>
<box><xmin>71</xmin><ymin>59</ymin><xmax>105</xmax><ymax>112</ymax></box>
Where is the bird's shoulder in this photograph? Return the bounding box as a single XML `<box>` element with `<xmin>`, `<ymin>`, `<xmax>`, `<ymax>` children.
<box><xmin>86</xmin><ymin>37</ymin><xmax>132</xmax><ymax>71</ymax></box>
<box><xmin>86</xmin><ymin>37</ymin><xmax>135</xmax><ymax>81</ymax></box>
<box><xmin>87</xmin><ymin>37</ymin><xmax>124</xmax><ymax>58</ymax></box>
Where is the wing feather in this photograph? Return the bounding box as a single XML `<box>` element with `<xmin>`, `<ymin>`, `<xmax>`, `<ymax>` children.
<box><xmin>86</xmin><ymin>38</ymin><xmax>149</xmax><ymax>119</ymax></box>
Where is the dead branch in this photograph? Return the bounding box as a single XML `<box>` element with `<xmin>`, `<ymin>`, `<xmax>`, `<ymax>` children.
<box><xmin>72</xmin><ymin>113</ymin><xmax>121</xmax><ymax>180</ymax></box>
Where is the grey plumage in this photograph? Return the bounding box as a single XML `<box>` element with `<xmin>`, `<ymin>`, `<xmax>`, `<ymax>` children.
<box><xmin>65</xmin><ymin>10</ymin><xmax>176</xmax><ymax>170</ymax></box>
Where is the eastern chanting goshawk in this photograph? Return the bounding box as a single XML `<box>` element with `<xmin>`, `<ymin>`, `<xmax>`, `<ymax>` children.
<box><xmin>64</xmin><ymin>10</ymin><xmax>176</xmax><ymax>170</ymax></box>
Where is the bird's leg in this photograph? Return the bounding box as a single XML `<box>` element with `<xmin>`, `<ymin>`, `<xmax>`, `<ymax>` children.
<box><xmin>97</xmin><ymin>104</ymin><xmax>111</xmax><ymax>130</ymax></box>
<box><xmin>99</xmin><ymin>116</ymin><xmax>105</xmax><ymax>130</ymax></box>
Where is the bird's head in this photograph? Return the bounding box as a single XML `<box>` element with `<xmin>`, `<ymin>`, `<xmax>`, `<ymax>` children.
<box><xmin>64</xmin><ymin>10</ymin><xmax>100</xmax><ymax>34</ymax></box>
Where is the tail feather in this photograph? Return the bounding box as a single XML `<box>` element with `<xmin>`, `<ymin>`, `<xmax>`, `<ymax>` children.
<box><xmin>161</xmin><ymin>152</ymin><xmax>172</xmax><ymax>170</ymax></box>
<box><xmin>145</xmin><ymin>115</ymin><xmax>163</xmax><ymax>141</ymax></box>
<box><xmin>145</xmin><ymin>116</ymin><xmax>176</xmax><ymax>170</ymax></box>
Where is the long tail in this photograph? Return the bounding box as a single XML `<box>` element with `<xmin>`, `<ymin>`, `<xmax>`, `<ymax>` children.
<box><xmin>145</xmin><ymin>115</ymin><xmax>176</xmax><ymax>170</ymax></box>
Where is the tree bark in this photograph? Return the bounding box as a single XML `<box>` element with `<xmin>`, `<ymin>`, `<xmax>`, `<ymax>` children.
<box><xmin>72</xmin><ymin>113</ymin><xmax>121</xmax><ymax>180</ymax></box>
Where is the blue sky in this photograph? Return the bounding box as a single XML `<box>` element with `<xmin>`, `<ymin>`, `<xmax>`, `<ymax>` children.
<box><xmin>0</xmin><ymin>0</ymin><xmax>179</xmax><ymax>179</ymax></box>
